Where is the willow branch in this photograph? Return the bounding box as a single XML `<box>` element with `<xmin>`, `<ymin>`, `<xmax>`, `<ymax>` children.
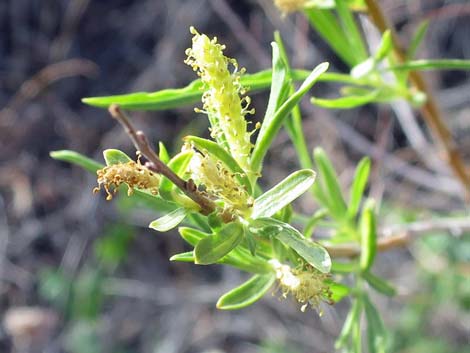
<box><xmin>325</xmin><ymin>217</ymin><xmax>470</xmax><ymax>258</ymax></box>
<box><xmin>364</xmin><ymin>0</ymin><xmax>470</xmax><ymax>199</ymax></box>
<box><xmin>108</xmin><ymin>104</ymin><xmax>216</xmax><ymax>215</ymax></box>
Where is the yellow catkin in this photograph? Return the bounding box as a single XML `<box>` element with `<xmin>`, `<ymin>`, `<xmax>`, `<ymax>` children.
<box><xmin>270</xmin><ymin>259</ymin><xmax>332</xmax><ymax>313</ymax></box>
<box><xmin>188</xmin><ymin>151</ymin><xmax>253</xmax><ymax>217</ymax></box>
<box><xmin>185</xmin><ymin>27</ymin><xmax>255</xmax><ymax>173</ymax></box>
<box><xmin>274</xmin><ymin>0</ymin><xmax>310</xmax><ymax>15</ymax></box>
<box><xmin>93</xmin><ymin>161</ymin><xmax>160</xmax><ymax>200</ymax></box>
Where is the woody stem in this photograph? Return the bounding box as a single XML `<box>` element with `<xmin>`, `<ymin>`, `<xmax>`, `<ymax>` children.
<box><xmin>108</xmin><ymin>104</ymin><xmax>216</xmax><ymax>215</ymax></box>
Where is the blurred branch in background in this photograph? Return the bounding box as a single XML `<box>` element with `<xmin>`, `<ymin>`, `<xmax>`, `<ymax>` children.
<box><xmin>365</xmin><ymin>0</ymin><xmax>470</xmax><ymax>198</ymax></box>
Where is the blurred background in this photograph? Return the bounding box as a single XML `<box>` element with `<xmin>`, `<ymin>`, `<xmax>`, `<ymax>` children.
<box><xmin>0</xmin><ymin>0</ymin><xmax>469</xmax><ymax>352</ymax></box>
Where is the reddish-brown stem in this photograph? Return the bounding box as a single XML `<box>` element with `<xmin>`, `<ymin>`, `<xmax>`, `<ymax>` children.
<box><xmin>108</xmin><ymin>104</ymin><xmax>216</xmax><ymax>215</ymax></box>
<box><xmin>364</xmin><ymin>0</ymin><xmax>470</xmax><ymax>200</ymax></box>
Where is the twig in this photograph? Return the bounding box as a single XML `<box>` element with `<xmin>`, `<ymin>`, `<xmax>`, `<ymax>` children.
<box><xmin>325</xmin><ymin>217</ymin><xmax>470</xmax><ymax>258</ymax></box>
<box><xmin>364</xmin><ymin>0</ymin><xmax>470</xmax><ymax>199</ymax></box>
<box><xmin>108</xmin><ymin>104</ymin><xmax>216</xmax><ymax>215</ymax></box>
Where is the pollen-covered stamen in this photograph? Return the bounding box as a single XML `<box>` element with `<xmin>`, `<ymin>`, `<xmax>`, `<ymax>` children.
<box><xmin>188</xmin><ymin>151</ymin><xmax>253</xmax><ymax>217</ymax></box>
<box><xmin>93</xmin><ymin>160</ymin><xmax>160</xmax><ymax>200</ymax></box>
<box><xmin>270</xmin><ymin>259</ymin><xmax>332</xmax><ymax>313</ymax></box>
<box><xmin>185</xmin><ymin>26</ymin><xmax>255</xmax><ymax>173</ymax></box>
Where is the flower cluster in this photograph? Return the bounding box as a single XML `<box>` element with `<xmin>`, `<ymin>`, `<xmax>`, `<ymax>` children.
<box><xmin>188</xmin><ymin>151</ymin><xmax>253</xmax><ymax>218</ymax></box>
<box><xmin>93</xmin><ymin>160</ymin><xmax>160</xmax><ymax>200</ymax></box>
<box><xmin>185</xmin><ymin>26</ymin><xmax>255</xmax><ymax>174</ymax></box>
<box><xmin>270</xmin><ymin>259</ymin><xmax>332</xmax><ymax>312</ymax></box>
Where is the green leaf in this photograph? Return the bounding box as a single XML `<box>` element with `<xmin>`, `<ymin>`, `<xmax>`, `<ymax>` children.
<box><xmin>252</xmin><ymin>218</ymin><xmax>331</xmax><ymax>273</ymax></box>
<box><xmin>51</xmin><ymin>150</ymin><xmax>179</xmax><ymax>213</ymax></box>
<box><xmin>274</xmin><ymin>32</ymin><xmax>313</xmax><ymax>170</ymax></box>
<box><xmin>304</xmin><ymin>9</ymin><xmax>358</xmax><ymax>67</ymax></box>
<box><xmin>351</xmin><ymin>58</ymin><xmax>375</xmax><ymax>79</ymax></box>
<box><xmin>335</xmin><ymin>0</ymin><xmax>368</xmax><ymax>63</ymax></box>
<box><xmin>362</xmin><ymin>271</ymin><xmax>396</xmax><ymax>296</ymax></box>
<box><xmin>194</xmin><ymin>222</ymin><xmax>245</xmax><ymax>265</ymax></box>
<box><xmin>260</xmin><ymin>42</ymin><xmax>289</xmax><ymax>141</ymax></box>
<box><xmin>252</xmin><ymin>169</ymin><xmax>316</xmax><ymax>219</ymax></box>
<box><xmin>82</xmin><ymin>70</ymin><xmax>276</xmax><ymax>111</ymax></box>
<box><xmin>347</xmin><ymin>157</ymin><xmax>371</xmax><ymax>218</ymax></box>
<box><xmin>103</xmin><ymin>149</ymin><xmax>132</xmax><ymax>165</ymax></box>
<box><xmin>149</xmin><ymin>207</ymin><xmax>188</xmax><ymax>232</ymax></box>
<box><xmin>169</xmin><ymin>251</ymin><xmax>194</xmax><ymax>262</ymax></box>
<box><xmin>325</xmin><ymin>280</ymin><xmax>351</xmax><ymax>303</ymax></box>
<box><xmin>216</xmin><ymin>274</ymin><xmax>276</xmax><ymax>310</ymax></box>
<box><xmin>363</xmin><ymin>295</ymin><xmax>388</xmax><ymax>353</ymax></box>
<box><xmin>311</xmin><ymin>90</ymin><xmax>380</xmax><ymax>109</ymax></box>
<box><xmin>406</xmin><ymin>21</ymin><xmax>429</xmax><ymax>60</ymax></box>
<box><xmin>159</xmin><ymin>150</ymin><xmax>194</xmax><ymax>195</ymax></box>
<box><xmin>387</xmin><ymin>59</ymin><xmax>470</xmax><ymax>72</ymax></box>
<box><xmin>179</xmin><ymin>227</ymin><xmax>272</xmax><ymax>273</ymax></box>
<box><xmin>158</xmin><ymin>141</ymin><xmax>170</xmax><ymax>163</ymax></box>
<box><xmin>335</xmin><ymin>298</ymin><xmax>363</xmax><ymax>349</ymax></box>
<box><xmin>360</xmin><ymin>199</ymin><xmax>377</xmax><ymax>271</ymax></box>
<box><xmin>304</xmin><ymin>208</ymin><xmax>328</xmax><ymax>238</ymax></box>
<box><xmin>50</xmin><ymin>150</ymin><xmax>103</xmax><ymax>173</ymax></box>
<box><xmin>313</xmin><ymin>148</ymin><xmax>347</xmax><ymax>218</ymax></box>
<box><xmin>374</xmin><ymin>30</ymin><xmax>393</xmax><ymax>62</ymax></box>
<box><xmin>184</xmin><ymin>135</ymin><xmax>252</xmax><ymax>194</ymax></box>
<box><xmin>331</xmin><ymin>260</ymin><xmax>358</xmax><ymax>273</ymax></box>
<box><xmin>251</xmin><ymin>62</ymin><xmax>329</xmax><ymax>176</ymax></box>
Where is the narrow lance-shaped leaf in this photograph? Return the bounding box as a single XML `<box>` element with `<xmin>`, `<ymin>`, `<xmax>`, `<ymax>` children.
<box><xmin>335</xmin><ymin>298</ymin><xmax>363</xmax><ymax>349</ymax></box>
<box><xmin>216</xmin><ymin>274</ymin><xmax>276</xmax><ymax>310</ymax></box>
<box><xmin>311</xmin><ymin>90</ymin><xmax>380</xmax><ymax>109</ymax></box>
<box><xmin>169</xmin><ymin>251</ymin><xmax>194</xmax><ymax>262</ymax></box>
<box><xmin>374</xmin><ymin>30</ymin><xmax>393</xmax><ymax>62</ymax></box>
<box><xmin>347</xmin><ymin>157</ymin><xmax>371</xmax><ymax>219</ymax></box>
<box><xmin>103</xmin><ymin>149</ymin><xmax>132</xmax><ymax>165</ymax></box>
<box><xmin>364</xmin><ymin>295</ymin><xmax>388</xmax><ymax>353</ymax></box>
<box><xmin>362</xmin><ymin>271</ymin><xmax>396</xmax><ymax>297</ymax></box>
<box><xmin>360</xmin><ymin>199</ymin><xmax>377</xmax><ymax>271</ymax></box>
<box><xmin>335</xmin><ymin>0</ymin><xmax>368</xmax><ymax>63</ymax></box>
<box><xmin>406</xmin><ymin>20</ymin><xmax>429</xmax><ymax>60</ymax></box>
<box><xmin>251</xmin><ymin>218</ymin><xmax>331</xmax><ymax>273</ymax></box>
<box><xmin>313</xmin><ymin>148</ymin><xmax>347</xmax><ymax>218</ymax></box>
<box><xmin>274</xmin><ymin>32</ymin><xmax>313</xmax><ymax>170</ymax></box>
<box><xmin>159</xmin><ymin>150</ymin><xmax>194</xmax><ymax>194</ymax></box>
<box><xmin>179</xmin><ymin>227</ymin><xmax>272</xmax><ymax>273</ymax></box>
<box><xmin>252</xmin><ymin>169</ymin><xmax>316</xmax><ymax>219</ymax></box>
<box><xmin>149</xmin><ymin>207</ymin><xmax>188</xmax><ymax>232</ymax></box>
<box><xmin>158</xmin><ymin>141</ymin><xmax>170</xmax><ymax>163</ymax></box>
<box><xmin>251</xmin><ymin>63</ymin><xmax>329</xmax><ymax>176</ymax></box>
<box><xmin>386</xmin><ymin>59</ymin><xmax>470</xmax><ymax>72</ymax></box>
<box><xmin>194</xmin><ymin>222</ymin><xmax>245</xmax><ymax>265</ymax></box>
<box><xmin>82</xmin><ymin>68</ymin><xmax>375</xmax><ymax>112</ymax></box>
<box><xmin>259</xmin><ymin>42</ymin><xmax>289</xmax><ymax>140</ymax></box>
<box><xmin>50</xmin><ymin>150</ymin><xmax>102</xmax><ymax>173</ymax></box>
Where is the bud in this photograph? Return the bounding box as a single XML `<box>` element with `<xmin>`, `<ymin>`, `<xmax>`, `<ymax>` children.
<box><xmin>93</xmin><ymin>160</ymin><xmax>160</xmax><ymax>200</ymax></box>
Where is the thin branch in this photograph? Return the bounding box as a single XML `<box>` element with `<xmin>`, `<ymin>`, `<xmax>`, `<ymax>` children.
<box><xmin>364</xmin><ymin>0</ymin><xmax>470</xmax><ymax>200</ymax></box>
<box><xmin>108</xmin><ymin>104</ymin><xmax>216</xmax><ymax>216</ymax></box>
<box><xmin>325</xmin><ymin>217</ymin><xmax>470</xmax><ymax>258</ymax></box>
